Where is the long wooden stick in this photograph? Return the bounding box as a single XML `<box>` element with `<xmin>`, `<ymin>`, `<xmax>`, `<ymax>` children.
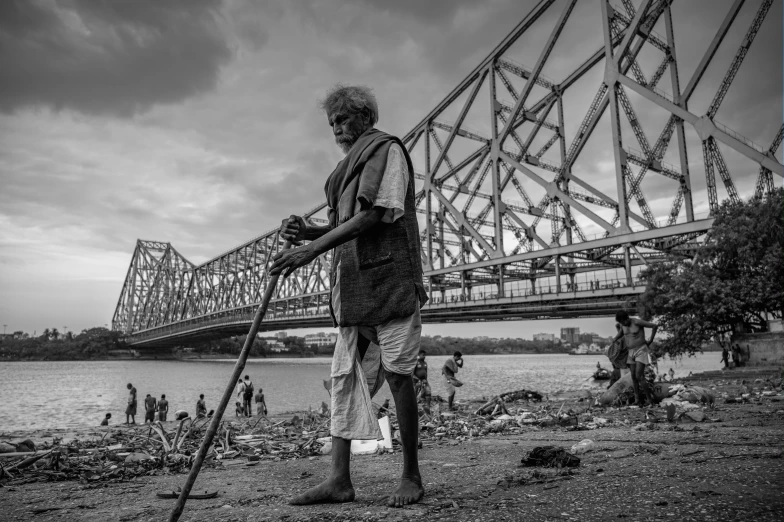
<box><xmin>169</xmin><ymin>240</ymin><xmax>292</xmax><ymax>522</ymax></box>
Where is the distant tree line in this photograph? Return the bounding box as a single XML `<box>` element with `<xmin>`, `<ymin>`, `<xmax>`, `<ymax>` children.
<box><xmin>1</xmin><ymin>328</ymin><xmax>578</xmax><ymax>361</ymax></box>
<box><xmin>0</xmin><ymin>327</ymin><xmax>125</xmax><ymax>360</ymax></box>
<box><xmin>420</xmin><ymin>336</ymin><xmax>570</xmax><ymax>356</ymax></box>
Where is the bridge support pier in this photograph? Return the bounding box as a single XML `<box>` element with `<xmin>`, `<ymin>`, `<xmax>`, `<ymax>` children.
<box><xmin>623</xmin><ymin>244</ymin><xmax>633</xmax><ymax>287</ymax></box>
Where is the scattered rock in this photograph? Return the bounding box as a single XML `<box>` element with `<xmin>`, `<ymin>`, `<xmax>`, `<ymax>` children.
<box><xmin>684</xmin><ymin>411</ymin><xmax>707</xmax><ymax>422</ymax></box>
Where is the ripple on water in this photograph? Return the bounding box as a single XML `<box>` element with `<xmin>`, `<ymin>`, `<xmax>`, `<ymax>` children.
<box><xmin>0</xmin><ymin>353</ymin><xmax>717</xmax><ymax>433</ymax></box>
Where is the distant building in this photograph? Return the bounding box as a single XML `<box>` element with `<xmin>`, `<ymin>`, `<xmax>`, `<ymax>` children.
<box><xmin>533</xmin><ymin>333</ymin><xmax>556</xmax><ymax>342</ymax></box>
<box><xmin>304</xmin><ymin>332</ymin><xmax>338</xmax><ymax>347</ymax></box>
<box><xmin>276</xmin><ymin>331</ymin><xmax>287</xmax><ymax>339</ymax></box>
<box><xmin>265</xmin><ymin>339</ymin><xmax>286</xmax><ymax>353</ymax></box>
<box><xmin>560</xmin><ymin>327</ymin><xmax>580</xmax><ymax>345</ymax></box>
<box><xmin>474</xmin><ymin>336</ymin><xmax>489</xmax><ymax>341</ymax></box>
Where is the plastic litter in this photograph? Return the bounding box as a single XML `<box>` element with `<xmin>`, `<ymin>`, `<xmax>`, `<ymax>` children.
<box><xmin>570</xmin><ymin>439</ymin><xmax>596</xmax><ymax>455</ymax></box>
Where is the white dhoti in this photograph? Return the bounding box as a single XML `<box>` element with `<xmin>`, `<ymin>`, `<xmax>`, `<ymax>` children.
<box><xmin>330</xmin><ymin>266</ymin><xmax>421</xmax><ymax>440</ymax></box>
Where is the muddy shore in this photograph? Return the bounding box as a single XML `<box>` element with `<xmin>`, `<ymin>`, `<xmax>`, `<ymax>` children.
<box><xmin>1</xmin><ymin>368</ymin><xmax>782</xmax><ymax>521</ymax></box>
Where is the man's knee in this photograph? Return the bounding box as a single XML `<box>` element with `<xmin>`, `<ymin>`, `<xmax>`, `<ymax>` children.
<box><xmin>385</xmin><ymin>371</ymin><xmax>412</xmax><ymax>392</ymax></box>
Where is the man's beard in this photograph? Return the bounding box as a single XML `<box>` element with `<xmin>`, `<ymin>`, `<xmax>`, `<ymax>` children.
<box><xmin>336</xmin><ymin>134</ymin><xmax>355</xmax><ymax>154</ymax></box>
<box><xmin>335</xmin><ymin>124</ymin><xmax>364</xmax><ymax>154</ymax></box>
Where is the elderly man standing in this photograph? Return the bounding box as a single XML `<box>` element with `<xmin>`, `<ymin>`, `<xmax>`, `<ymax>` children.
<box><xmin>270</xmin><ymin>85</ymin><xmax>427</xmax><ymax>508</ymax></box>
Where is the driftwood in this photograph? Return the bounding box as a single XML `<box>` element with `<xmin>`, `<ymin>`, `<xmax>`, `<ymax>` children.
<box><xmin>4</xmin><ymin>449</ymin><xmax>55</xmax><ymax>473</ymax></box>
<box><xmin>475</xmin><ymin>388</ymin><xmax>544</xmax><ymax>415</ymax></box>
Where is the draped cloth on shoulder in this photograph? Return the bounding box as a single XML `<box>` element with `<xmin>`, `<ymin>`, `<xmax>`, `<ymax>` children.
<box><xmin>325</xmin><ymin>128</ymin><xmax>398</xmax><ymax>227</ymax></box>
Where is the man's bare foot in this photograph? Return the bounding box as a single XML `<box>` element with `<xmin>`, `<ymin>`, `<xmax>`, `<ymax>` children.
<box><xmin>387</xmin><ymin>476</ymin><xmax>424</xmax><ymax>508</ymax></box>
<box><xmin>289</xmin><ymin>478</ymin><xmax>355</xmax><ymax>505</ymax></box>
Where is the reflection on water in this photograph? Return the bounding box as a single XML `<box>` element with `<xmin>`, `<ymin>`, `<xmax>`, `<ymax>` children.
<box><xmin>0</xmin><ymin>353</ymin><xmax>717</xmax><ymax>433</ymax></box>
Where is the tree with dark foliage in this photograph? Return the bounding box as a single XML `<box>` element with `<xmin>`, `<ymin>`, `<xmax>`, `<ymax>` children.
<box><xmin>638</xmin><ymin>189</ymin><xmax>783</xmax><ymax>356</ymax></box>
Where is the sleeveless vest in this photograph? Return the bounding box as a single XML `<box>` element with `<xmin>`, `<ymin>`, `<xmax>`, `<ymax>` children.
<box><xmin>325</xmin><ymin>130</ymin><xmax>427</xmax><ymax>326</ymax></box>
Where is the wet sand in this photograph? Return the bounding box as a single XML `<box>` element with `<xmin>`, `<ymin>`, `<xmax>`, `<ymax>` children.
<box><xmin>1</xmin><ymin>368</ymin><xmax>782</xmax><ymax>521</ymax></box>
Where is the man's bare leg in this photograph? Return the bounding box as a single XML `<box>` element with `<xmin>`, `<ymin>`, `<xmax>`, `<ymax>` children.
<box><xmin>385</xmin><ymin>372</ymin><xmax>424</xmax><ymax>508</ymax></box>
<box><xmin>447</xmin><ymin>392</ymin><xmax>455</xmax><ymax>411</ymax></box>
<box><xmin>289</xmin><ymin>436</ymin><xmax>355</xmax><ymax>505</ymax></box>
<box><xmin>636</xmin><ymin>362</ymin><xmax>656</xmax><ymax>406</ymax></box>
<box><xmin>630</xmin><ymin>365</ymin><xmax>643</xmax><ymax>406</ymax></box>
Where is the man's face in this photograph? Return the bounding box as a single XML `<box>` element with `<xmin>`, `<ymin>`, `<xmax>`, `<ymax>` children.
<box><xmin>418</xmin><ymin>353</ymin><xmax>425</xmax><ymax>361</ymax></box>
<box><xmin>620</xmin><ymin>318</ymin><xmax>631</xmax><ymax>327</ymax></box>
<box><xmin>328</xmin><ymin>109</ymin><xmax>369</xmax><ymax>153</ymax></box>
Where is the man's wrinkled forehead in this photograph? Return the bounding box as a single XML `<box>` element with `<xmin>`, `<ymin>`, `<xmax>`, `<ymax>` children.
<box><xmin>326</xmin><ymin>102</ymin><xmax>351</xmax><ymax>125</ymax></box>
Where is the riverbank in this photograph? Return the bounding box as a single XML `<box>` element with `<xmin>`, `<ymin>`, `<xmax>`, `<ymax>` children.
<box><xmin>1</xmin><ymin>368</ymin><xmax>781</xmax><ymax>521</ymax></box>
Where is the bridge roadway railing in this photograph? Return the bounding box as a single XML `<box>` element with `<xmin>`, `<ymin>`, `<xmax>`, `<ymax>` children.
<box><xmin>125</xmin><ymin>276</ymin><xmax>643</xmax><ymax>347</ymax></box>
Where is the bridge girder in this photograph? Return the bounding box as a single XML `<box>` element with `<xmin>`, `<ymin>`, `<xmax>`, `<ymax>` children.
<box><xmin>113</xmin><ymin>0</ymin><xmax>782</xmax><ymax>346</ymax></box>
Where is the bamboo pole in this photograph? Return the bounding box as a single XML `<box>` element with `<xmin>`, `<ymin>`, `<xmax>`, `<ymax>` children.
<box><xmin>169</xmin><ymin>240</ymin><xmax>291</xmax><ymax>521</ymax></box>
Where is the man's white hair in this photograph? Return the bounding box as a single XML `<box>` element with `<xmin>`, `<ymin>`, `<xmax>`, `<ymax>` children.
<box><xmin>320</xmin><ymin>84</ymin><xmax>379</xmax><ymax>125</ymax></box>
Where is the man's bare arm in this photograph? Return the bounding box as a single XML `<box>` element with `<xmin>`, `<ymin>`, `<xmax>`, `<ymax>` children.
<box><xmin>633</xmin><ymin>318</ymin><xmax>658</xmax><ymax>345</ymax></box>
<box><xmin>270</xmin><ymin>207</ymin><xmax>385</xmax><ymax>277</ymax></box>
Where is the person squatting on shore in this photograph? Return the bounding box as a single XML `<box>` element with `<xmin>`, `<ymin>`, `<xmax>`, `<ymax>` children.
<box><xmin>613</xmin><ymin>311</ymin><xmax>658</xmax><ymax>407</ymax></box>
<box><xmin>412</xmin><ymin>350</ymin><xmax>431</xmax><ymax>416</ymax></box>
<box><xmin>196</xmin><ymin>394</ymin><xmax>207</xmax><ymax>419</ymax></box>
<box><xmin>270</xmin><ymin>84</ymin><xmax>427</xmax><ymax>508</ymax></box>
<box><xmin>442</xmin><ymin>351</ymin><xmax>464</xmax><ymax>411</ymax></box>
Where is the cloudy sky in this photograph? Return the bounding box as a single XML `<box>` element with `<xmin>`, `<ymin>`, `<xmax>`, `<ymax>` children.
<box><xmin>0</xmin><ymin>0</ymin><xmax>780</xmax><ymax>339</ymax></box>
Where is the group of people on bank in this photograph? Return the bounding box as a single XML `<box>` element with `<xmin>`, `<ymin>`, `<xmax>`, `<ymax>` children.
<box><xmin>106</xmin><ymin>377</ymin><xmax>267</xmax><ymax>426</ymax></box>
<box><xmin>116</xmin><ymin>383</ymin><xmax>171</xmax><ymax>425</ymax></box>
<box><xmin>411</xmin><ymin>350</ymin><xmax>465</xmax><ymax>415</ymax></box>
<box><xmin>721</xmin><ymin>342</ymin><xmax>748</xmax><ymax>368</ymax></box>
<box><xmin>235</xmin><ymin>374</ymin><xmax>267</xmax><ymax>417</ymax></box>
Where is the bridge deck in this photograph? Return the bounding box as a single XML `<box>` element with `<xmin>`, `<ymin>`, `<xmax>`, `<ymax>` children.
<box><xmin>126</xmin><ymin>284</ymin><xmax>642</xmax><ymax>347</ymax></box>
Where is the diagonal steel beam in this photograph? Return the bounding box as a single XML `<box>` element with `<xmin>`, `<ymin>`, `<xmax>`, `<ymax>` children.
<box><xmin>430</xmin><ymin>70</ymin><xmax>488</xmax><ymax>177</ymax></box>
<box><xmin>682</xmin><ymin>0</ymin><xmax>746</xmax><ymax>103</ymax></box>
<box><xmin>499</xmin><ymin>0</ymin><xmax>577</xmax><ymax>146</ymax></box>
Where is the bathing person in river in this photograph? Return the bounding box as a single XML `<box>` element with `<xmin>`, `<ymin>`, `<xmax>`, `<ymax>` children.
<box><xmin>125</xmin><ymin>383</ymin><xmax>137</xmax><ymax>424</ymax></box>
<box><xmin>157</xmin><ymin>394</ymin><xmax>169</xmax><ymax>422</ymax></box>
<box><xmin>270</xmin><ymin>84</ymin><xmax>427</xmax><ymax>508</ymax></box>
<box><xmin>442</xmin><ymin>351</ymin><xmax>464</xmax><ymax>411</ymax></box>
<box><xmin>144</xmin><ymin>394</ymin><xmax>157</xmax><ymax>424</ymax></box>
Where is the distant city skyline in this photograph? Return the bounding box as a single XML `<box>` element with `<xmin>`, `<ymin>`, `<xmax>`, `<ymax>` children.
<box><xmin>283</xmin><ymin>316</ymin><xmax>621</xmax><ymax>341</ymax></box>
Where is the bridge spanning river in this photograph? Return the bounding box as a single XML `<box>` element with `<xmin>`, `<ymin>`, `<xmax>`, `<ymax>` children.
<box><xmin>113</xmin><ymin>0</ymin><xmax>781</xmax><ymax>347</ymax></box>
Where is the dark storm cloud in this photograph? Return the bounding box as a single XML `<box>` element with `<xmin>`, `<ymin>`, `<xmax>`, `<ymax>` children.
<box><xmin>0</xmin><ymin>0</ymin><xmax>233</xmax><ymax>117</ymax></box>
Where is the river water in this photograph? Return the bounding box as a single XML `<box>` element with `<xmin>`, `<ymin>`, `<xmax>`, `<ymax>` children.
<box><xmin>0</xmin><ymin>353</ymin><xmax>719</xmax><ymax>434</ymax></box>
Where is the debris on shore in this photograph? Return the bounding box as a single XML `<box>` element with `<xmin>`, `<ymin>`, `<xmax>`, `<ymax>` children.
<box><xmin>2</xmin><ymin>375</ymin><xmax>781</xmax><ymax>487</ymax></box>
<box><xmin>0</xmin><ymin>406</ymin><xmax>332</xmax><ymax>486</ymax></box>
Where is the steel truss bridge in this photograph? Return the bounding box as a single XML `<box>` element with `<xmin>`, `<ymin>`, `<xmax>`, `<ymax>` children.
<box><xmin>114</xmin><ymin>0</ymin><xmax>782</xmax><ymax>347</ymax></box>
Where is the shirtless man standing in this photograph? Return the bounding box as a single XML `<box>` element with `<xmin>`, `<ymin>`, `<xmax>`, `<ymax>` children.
<box><xmin>612</xmin><ymin>311</ymin><xmax>658</xmax><ymax>407</ymax></box>
<box><xmin>412</xmin><ymin>351</ymin><xmax>431</xmax><ymax>415</ymax></box>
